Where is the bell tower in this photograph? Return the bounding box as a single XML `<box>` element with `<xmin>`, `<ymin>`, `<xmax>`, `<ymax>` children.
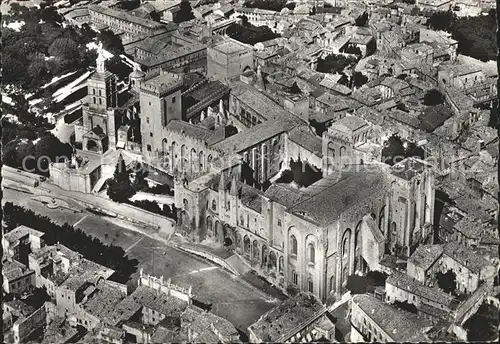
<box><xmin>79</xmin><ymin>43</ymin><xmax>119</xmax><ymax>154</ymax></box>
<box><xmin>321</xmin><ymin>126</ymin><xmax>354</xmax><ymax>178</ymax></box>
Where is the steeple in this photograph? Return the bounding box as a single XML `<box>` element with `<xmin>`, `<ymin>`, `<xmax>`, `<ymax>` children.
<box><xmin>230</xmin><ymin>174</ymin><xmax>238</xmax><ymax>196</ymax></box>
<box><xmin>218</xmin><ymin>171</ymin><xmax>226</xmax><ymax>191</ymax></box>
<box><xmin>96</xmin><ymin>42</ymin><xmax>106</xmax><ymax>74</ymax></box>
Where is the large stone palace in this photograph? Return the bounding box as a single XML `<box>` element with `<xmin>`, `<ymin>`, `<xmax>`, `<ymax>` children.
<box><xmin>50</xmin><ymin>37</ymin><xmax>435</xmax><ymax>302</ymax></box>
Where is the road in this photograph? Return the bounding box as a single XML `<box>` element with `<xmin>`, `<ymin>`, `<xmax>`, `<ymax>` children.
<box><xmin>3</xmin><ymin>184</ymin><xmax>280</xmax><ymax>331</ymax></box>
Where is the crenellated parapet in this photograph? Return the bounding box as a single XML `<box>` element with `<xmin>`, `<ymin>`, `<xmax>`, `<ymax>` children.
<box><xmin>140</xmin><ymin>70</ymin><xmax>183</xmax><ymax>98</ymax></box>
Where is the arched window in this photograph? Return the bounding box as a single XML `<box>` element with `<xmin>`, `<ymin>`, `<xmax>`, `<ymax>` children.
<box><xmin>227</xmin><ymin>201</ymin><xmax>231</xmax><ymax>210</ymax></box>
<box><xmin>99</xmin><ymin>98</ymin><xmax>102</xmax><ymax>105</ymax></box>
<box><xmin>290</xmin><ymin>235</ymin><xmax>298</xmax><ymax>255</ymax></box>
<box><xmin>340</xmin><ymin>146</ymin><xmax>346</xmax><ymax>166</ymax></box>
<box><xmin>93</xmin><ymin>89</ymin><xmax>96</xmax><ymax>95</ymax></box>
<box><xmin>183</xmin><ymin>199</ymin><xmax>188</xmax><ymax>208</ymax></box>
<box><xmin>240</xmin><ymin>215</ymin><xmax>245</xmax><ymax>226</ymax></box>
<box><xmin>342</xmin><ymin>236</ymin><xmax>349</xmax><ymax>258</ymax></box>
<box><xmin>292</xmin><ymin>270</ymin><xmax>298</xmax><ymax>284</ymax></box>
<box><xmin>212</xmin><ymin>200</ymin><xmax>217</xmax><ymax>211</ymax></box>
<box><xmin>308</xmin><ymin>278</ymin><xmax>313</xmax><ymax>293</ymax></box>
<box><xmin>308</xmin><ymin>243</ymin><xmax>315</xmax><ymax>264</ymax></box>
<box><xmin>99</xmin><ymin>90</ymin><xmax>102</xmax><ymax>96</ymax></box>
<box><xmin>93</xmin><ymin>97</ymin><xmax>96</xmax><ymax>104</ymax></box>
<box><xmin>330</xmin><ymin>276</ymin><xmax>335</xmax><ymax>292</ymax></box>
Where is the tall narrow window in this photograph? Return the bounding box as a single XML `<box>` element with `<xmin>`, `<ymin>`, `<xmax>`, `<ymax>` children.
<box><xmin>309</xmin><ymin>244</ymin><xmax>315</xmax><ymax>264</ymax></box>
<box><xmin>290</xmin><ymin>235</ymin><xmax>298</xmax><ymax>255</ymax></box>
<box><xmin>292</xmin><ymin>271</ymin><xmax>298</xmax><ymax>284</ymax></box>
<box><xmin>308</xmin><ymin>278</ymin><xmax>313</xmax><ymax>293</ymax></box>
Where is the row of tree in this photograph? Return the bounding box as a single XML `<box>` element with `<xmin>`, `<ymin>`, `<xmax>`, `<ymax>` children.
<box><xmin>3</xmin><ymin>202</ymin><xmax>139</xmax><ymax>283</ymax></box>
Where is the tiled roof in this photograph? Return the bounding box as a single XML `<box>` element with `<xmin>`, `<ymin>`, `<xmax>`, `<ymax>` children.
<box><xmin>3</xmin><ymin>260</ymin><xmax>34</xmax><ymax>281</ymax></box>
<box><xmin>4</xmin><ymin>225</ymin><xmax>44</xmax><ymax>243</ymax></box>
<box><xmin>166</xmin><ymin>120</ymin><xmax>215</xmax><ymax>142</ymax></box>
<box><xmin>352</xmin><ymin>294</ymin><xmax>434</xmax><ymax>343</ymax></box>
<box><xmin>289</xmin><ymin>169</ymin><xmax>391</xmax><ymax>227</ymax></box>
<box><xmin>288</xmin><ymin>126</ymin><xmax>323</xmax><ymax>157</ymax></box>
<box><xmin>264</xmin><ymin>183</ymin><xmax>310</xmax><ymax>209</ymax></box>
<box><xmin>211</xmin><ymin>119</ymin><xmax>297</xmax><ymax>154</ymax></box>
<box><xmin>331</xmin><ymin>115</ymin><xmax>369</xmax><ymax>132</ymax></box>
<box><xmin>387</xmin><ymin>271</ymin><xmax>458</xmax><ymax>309</ymax></box>
<box><xmin>89</xmin><ymin>5</ymin><xmax>166</xmax><ymax>29</ymax></box>
<box><xmin>443</xmin><ymin>242</ymin><xmax>493</xmax><ymax>274</ymax></box>
<box><xmin>82</xmin><ymin>281</ymin><xmax>126</xmax><ymax>321</ymax></box>
<box><xmin>408</xmin><ymin>245</ymin><xmax>444</xmax><ymax>272</ymax></box>
<box><xmin>249</xmin><ymin>293</ymin><xmax>325</xmax><ymax>342</ymax></box>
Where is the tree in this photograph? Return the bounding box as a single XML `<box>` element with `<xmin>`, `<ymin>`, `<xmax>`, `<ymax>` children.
<box><xmin>346</xmin><ymin>275</ymin><xmax>368</xmax><ymax>294</ymax></box>
<box><xmin>423</xmin><ymin>89</ymin><xmax>444</xmax><ymax>106</ymax></box>
<box><xmin>226</xmin><ymin>22</ymin><xmax>280</xmax><ymax>45</ymax></box>
<box><xmin>244</xmin><ymin>0</ymin><xmax>288</xmax><ymax>12</ymax></box>
<box><xmin>48</xmin><ymin>37</ymin><xmax>80</xmax><ymax>61</ymax></box>
<box><xmin>427</xmin><ymin>11</ymin><xmax>457</xmax><ymax>32</ymax></box>
<box><xmin>366</xmin><ymin>271</ymin><xmax>387</xmax><ymax>286</ymax></box>
<box><xmin>317</xmin><ymin>54</ymin><xmax>356</xmax><ymax>74</ymax></box>
<box><xmin>355</xmin><ymin>12</ymin><xmax>369</xmax><ymax>27</ymax></box>
<box><xmin>436</xmin><ymin>270</ymin><xmax>457</xmax><ymax>294</ymax></box>
<box><xmin>132</xmin><ymin>162</ymin><xmax>149</xmax><ymax>192</ymax></box>
<box><xmin>351</xmin><ymin>71</ymin><xmax>368</xmax><ymax>88</ymax></box>
<box><xmin>107</xmin><ymin>156</ymin><xmax>136</xmax><ymax>202</ymax></box>
<box><xmin>175</xmin><ymin>0</ymin><xmax>194</xmax><ymax>23</ymax></box>
<box><xmin>464</xmin><ymin>303</ymin><xmax>499</xmax><ymax>341</ymax></box>
<box><xmin>105</xmin><ymin>56</ymin><xmax>132</xmax><ymax>80</ymax></box>
<box><xmin>382</xmin><ymin>134</ymin><xmax>406</xmax><ymax>166</ymax></box>
<box><xmin>97</xmin><ymin>29</ymin><xmax>124</xmax><ymax>55</ymax></box>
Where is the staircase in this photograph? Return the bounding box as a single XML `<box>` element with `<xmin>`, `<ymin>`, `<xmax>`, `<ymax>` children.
<box><xmin>225</xmin><ymin>253</ymin><xmax>252</xmax><ymax>275</ymax></box>
<box><xmin>92</xmin><ymin>177</ymin><xmax>108</xmax><ymax>193</ymax></box>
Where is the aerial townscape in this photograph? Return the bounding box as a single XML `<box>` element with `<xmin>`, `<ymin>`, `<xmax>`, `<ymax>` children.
<box><xmin>1</xmin><ymin>0</ymin><xmax>499</xmax><ymax>342</ymax></box>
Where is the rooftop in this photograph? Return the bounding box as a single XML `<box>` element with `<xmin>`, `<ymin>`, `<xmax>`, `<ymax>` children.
<box><xmin>330</xmin><ymin>115</ymin><xmax>369</xmax><ymax>133</ymax></box>
<box><xmin>264</xmin><ymin>183</ymin><xmax>310</xmax><ymax>209</ymax></box>
<box><xmin>352</xmin><ymin>294</ymin><xmax>434</xmax><ymax>342</ymax></box>
<box><xmin>249</xmin><ymin>292</ymin><xmax>325</xmax><ymax>342</ymax></box>
<box><xmin>288</xmin><ymin>126</ymin><xmax>323</xmax><ymax>157</ymax></box>
<box><xmin>88</xmin><ymin>5</ymin><xmax>165</xmax><ymax>30</ymax></box>
<box><xmin>3</xmin><ymin>225</ymin><xmax>44</xmax><ymax>243</ymax></box>
<box><xmin>391</xmin><ymin>158</ymin><xmax>431</xmax><ymax>181</ymax></box>
<box><xmin>211</xmin><ymin>37</ymin><xmax>252</xmax><ymax>54</ymax></box>
<box><xmin>131</xmin><ymin>285</ymin><xmax>188</xmax><ymax>316</ymax></box>
<box><xmin>443</xmin><ymin>242</ymin><xmax>494</xmax><ymax>274</ymax></box>
<box><xmin>4</xmin><ymin>299</ymin><xmax>36</xmax><ymax>318</ymax></box>
<box><xmin>166</xmin><ymin>120</ymin><xmax>215</xmax><ymax>142</ymax></box>
<box><xmin>181</xmin><ymin>306</ymin><xmax>239</xmax><ymax>340</ymax></box>
<box><xmin>289</xmin><ymin>169</ymin><xmax>390</xmax><ymax>227</ymax></box>
<box><xmin>142</xmin><ymin>70</ymin><xmax>183</xmax><ymax>93</ymax></box>
<box><xmin>387</xmin><ymin>271</ymin><xmax>458</xmax><ymax>309</ymax></box>
<box><xmin>2</xmin><ymin>259</ymin><xmax>34</xmax><ymax>281</ymax></box>
<box><xmin>408</xmin><ymin>245</ymin><xmax>444</xmax><ymax>272</ymax></box>
<box><xmin>81</xmin><ymin>281</ymin><xmax>127</xmax><ymax>321</ymax></box>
